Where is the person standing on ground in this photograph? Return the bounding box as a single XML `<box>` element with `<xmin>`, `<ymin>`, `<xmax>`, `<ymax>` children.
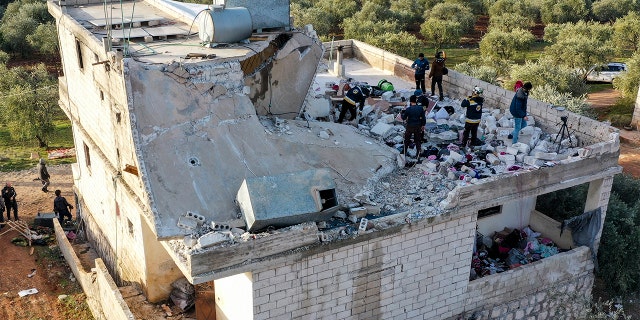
<box><xmin>509</xmin><ymin>82</ymin><xmax>533</xmax><ymax>143</ymax></box>
<box><xmin>411</xmin><ymin>53</ymin><xmax>429</xmax><ymax>93</ymax></box>
<box><xmin>337</xmin><ymin>85</ymin><xmax>370</xmax><ymax>124</ymax></box>
<box><xmin>38</xmin><ymin>158</ymin><xmax>50</xmax><ymax>192</ymax></box>
<box><xmin>428</xmin><ymin>51</ymin><xmax>447</xmax><ymax>101</ymax></box>
<box><xmin>53</xmin><ymin>189</ymin><xmax>74</xmax><ymax>225</ymax></box>
<box><xmin>461</xmin><ymin>87</ymin><xmax>485</xmax><ymax>147</ymax></box>
<box><xmin>2</xmin><ymin>182</ymin><xmax>18</xmax><ymax>221</ymax></box>
<box><xmin>0</xmin><ymin>196</ymin><xmax>5</xmax><ymax>227</ymax></box>
<box><xmin>401</xmin><ymin>95</ymin><xmax>426</xmax><ymax>163</ymax></box>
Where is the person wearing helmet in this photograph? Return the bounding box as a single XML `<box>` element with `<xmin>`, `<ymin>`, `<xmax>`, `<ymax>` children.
<box><xmin>461</xmin><ymin>87</ymin><xmax>485</xmax><ymax>147</ymax></box>
<box><xmin>337</xmin><ymin>85</ymin><xmax>370</xmax><ymax>123</ymax></box>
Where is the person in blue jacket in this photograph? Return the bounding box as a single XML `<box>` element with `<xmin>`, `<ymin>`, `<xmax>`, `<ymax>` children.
<box><xmin>509</xmin><ymin>82</ymin><xmax>533</xmax><ymax>143</ymax></box>
<box><xmin>411</xmin><ymin>53</ymin><xmax>429</xmax><ymax>93</ymax></box>
<box><xmin>337</xmin><ymin>85</ymin><xmax>370</xmax><ymax>123</ymax></box>
<box><xmin>461</xmin><ymin>87</ymin><xmax>485</xmax><ymax>147</ymax></box>
<box><xmin>401</xmin><ymin>95</ymin><xmax>426</xmax><ymax>162</ymax></box>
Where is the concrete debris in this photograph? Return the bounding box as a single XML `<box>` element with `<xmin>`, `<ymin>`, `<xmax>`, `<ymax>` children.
<box><xmin>197</xmin><ymin>231</ymin><xmax>233</xmax><ymax>249</ymax></box>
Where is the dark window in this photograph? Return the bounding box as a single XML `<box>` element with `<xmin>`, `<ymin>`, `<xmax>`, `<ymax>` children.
<box><xmin>478</xmin><ymin>205</ymin><xmax>502</xmax><ymax>219</ymax></box>
<box><xmin>319</xmin><ymin>189</ymin><xmax>337</xmax><ymax>210</ymax></box>
<box><xmin>76</xmin><ymin>39</ymin><xmax>84</xmax><ymax>69</ymax></box>
<box><xmin>83</xmin><ymin>142</ymin><xmax>91</xmax><ymax>167</ymax></box>
<box><xmin>100</xmin><ymin>90</ymin><xmax>104</xmax><ymax>101</ymax></box>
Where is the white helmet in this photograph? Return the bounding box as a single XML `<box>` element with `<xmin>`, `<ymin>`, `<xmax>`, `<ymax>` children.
<box><xmin>473</xmin><ymin>86</ymin><xmax>483</xmax><ymax>95</ymax></box>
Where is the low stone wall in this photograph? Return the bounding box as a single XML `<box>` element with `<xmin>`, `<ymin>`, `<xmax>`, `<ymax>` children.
<box><xmin>54</xmin><ymin>219</ymin><xmax>134</xmax><ymax>320</ymax></box>
<box><xmin>461</xmin><ymin>246</ymin><xmax>595</xmax><ymax>319</ymax></box>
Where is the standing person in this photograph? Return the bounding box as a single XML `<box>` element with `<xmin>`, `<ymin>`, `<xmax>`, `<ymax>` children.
<box><xmin>461</xmin><ymin>87</ymin><xmax>485</xmax><ymax>147</ymax></box>
<box><xmin>428</xmin><ymin>51</ymin><xmax>447</xmax><ymax>101</ymax></box>
<box><xmin>0</xmin><ymin>195</ymin><xmax>5</xmax><ymax>227</ymax></box>
<box><xmin>53</xmin><ymin>189</ymin><xmax>74</xmax><ymax>225</ymax></box>
<box><xmin>38</xmin><ymin>158</ymin><xmax>50</xmax><ymax>192</ymax></box>
<box><xmin>411</xmin><ymin>53</ymin><xmax>429</xmax><ymax>93</ymax></box>
<box><xmin>337</xmin><ymin>85</ymin><xmax>370</xmax><ymax>124</ymax></box>
<box><xmin>509</xmin><ymin>82</ymin><xmax>533</xmax><ymax>143</ymax></box>
<box><xmin>2</xmin><ymin>182</ymin><xmax>18</xmax><ymax>221</ymax></box>
<box><xmin>401</xmin><ymin>95</ymin><xmax>426</xmax><ymax>163</ymax></box>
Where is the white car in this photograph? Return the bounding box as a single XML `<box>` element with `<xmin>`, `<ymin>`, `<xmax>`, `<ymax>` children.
<box><xmin>586</xmin><ymin>62</ymin><xmax>627</xmax><ymax>83</ymax></box>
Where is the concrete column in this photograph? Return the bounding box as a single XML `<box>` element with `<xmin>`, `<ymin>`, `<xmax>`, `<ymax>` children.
<box><xmin>333</xmin><ymin>45</ymin><xmax>345</xmax><ymax>77</ymax></box>
<box><xmin>632</xmin><ymin>83</ymin><xmax>640</xmax><ymax>129</ymax></box>
<box><xmin>584</xmin><ymin>176</ymin><xmax>614</xmax><ymax>253</ymax></box>
<box><xmin>140</xmin><ymin>217</ymin><xmax>184</xmax><ymax>302</ymax></box>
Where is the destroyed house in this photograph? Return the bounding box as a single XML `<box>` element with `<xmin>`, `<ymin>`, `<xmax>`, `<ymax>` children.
<box><xmin>48</xmin><ymin>0</ymin><xmax>620</xmax><ymax>318</ymax></box>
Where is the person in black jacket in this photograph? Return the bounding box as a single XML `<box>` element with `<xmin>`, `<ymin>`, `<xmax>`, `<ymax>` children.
<box><xmin>461</xmin><ymin>87</ymin><xmax>485</xmax><ymax>147</ymax></box>
<box><xmin>1</xmin><ymin>182</ymin><xmax>17</xmax><ymax>221</ymax></box>
<box><xmin>53</xmin><ymin>189</ymin><xmax>74</xmax><ymax>224</ymax></box>
<box><xmin>38</xmin><ymin>158</ymin><xmax>50</xmax><ymax>192</ymax></box>
<box><xmin>401</xmin><ymin>95</ymin><xmax>426</xmax><ymax>162</ymax></box>
<box><xmin>337</xmin><ymin>85</ymin><xmax>370</xmax><ymax>123</ymax></box>
<box><xmin>509</xmin><ymin>82</ymin><xmax>532</xmax><ymax>143</ymax></box>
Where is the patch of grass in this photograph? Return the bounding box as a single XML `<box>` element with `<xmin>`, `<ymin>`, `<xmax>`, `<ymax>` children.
<box><xmin>58</xmin><ymin>294</ymin><xmax>93</xmax><ymax>320</ymax></box>
<box><xmin>0</xmin><ymin>119</ymin><xmax>75</xmax><ymax>172</ymax></box>
<box><xmin>587</xmin><ymin>83</ymin><xmax>613</xmax><ymax>94</ymax></box>
<box><xmin>595</xmin><ymin>96</ymin><xmax>635</xmax><ymax>126</ymax></box>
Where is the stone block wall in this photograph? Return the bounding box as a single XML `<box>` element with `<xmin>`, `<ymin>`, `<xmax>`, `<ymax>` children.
<box><xmin>463</xmin><ymin>247</ymin><xmax>595</xmax><ymax>319</ymax></box>
<box><xmin>252</xmin><ymin>211</ymin><xmax>478</xmax><ymax>320</ymax></box>
<box><xmin>54</xmin><ymin>218</ymin><xmax>135</xmax><ymax>320</ymax></box>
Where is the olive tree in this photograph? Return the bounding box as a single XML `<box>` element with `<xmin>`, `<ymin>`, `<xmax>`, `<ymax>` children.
<box><xmin>543</xmin><ymin>21</ymin><xmax>613</xmax><ymax>79</ymax></box>
<box><xmin>0</xmin><ymin>0</ymin><xmax>53</xmax><ymax>56</ymax></box>
<box><xmin>489</xmin><ymin>13</ymin><xmax>535</xmax><ymax>32</ymax></box>
<box><xmin>479</xmin><ymin>28</ymin><xmax>535</xmax><ymax>61</ymax></box>
<box><xmin>419</xmin><ymin>2</ymin><xmax>475</xmax><ymax>50</ymax></box>
<box><xmin>489</xmin><ymin>0</ymin><xmax>540</xmax><ymax>25</ymax></box>
<box><xmin>539</xmin><ymin>0</ymin><xmax>590</xmax><ymax>24</ymax></box>
<box><xmin>544</xmin><ymin>21</ymin><xmax>612</xmax><ymax>44</ymax></box>
<box><xmin>291</xmin><ymin>0</ymin><xmax>358</xmax><ymax>39</ymax></box>
<box><xmin>390</xmin><ymin>0</ymin><xmax>426</xmax><ymax>31</ymax></box>
<box><xmin>592</xmin><ymin>0</ymin><xmax>639</xmax><ymax>22</ymax></box>
<box><xmin>455</xmin><ymin>62</ymin><xmax>500</xmax><ymax>85</ymax></box>
<box><xmin>613</xmin><ymin>51</ymin><xmax>640</xmax><ymax>100</ymax></box>
<box><xmin>509</xmin><ymin>59</ymin><xmax>588</xmax><ymax>97</ymax></box>
<box><xmin>0</xmin><ymin>63</ymin><xmax>59</xmax><ymax>147</ymax></box>
<box><xmin>612</xmin><ymin>11</ymin><xmax>640</xmax><ymax>53</ymax></box>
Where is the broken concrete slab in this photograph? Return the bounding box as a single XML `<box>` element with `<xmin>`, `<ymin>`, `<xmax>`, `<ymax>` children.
<box><xmin>370</xmin><ymin>122</ymin><xmax>394</xmax><ymax>137</ymax></box>
<box><xmin>237</xmin><ymin>169</ymin><xmax>339</xmax><ymax>232</ymax></box>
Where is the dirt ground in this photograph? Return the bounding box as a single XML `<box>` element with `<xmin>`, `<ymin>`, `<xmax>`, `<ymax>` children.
<box><xmin>0</xmin><ymin>165</ymin><xmax>91</xmax><ymax>320</ymax></box>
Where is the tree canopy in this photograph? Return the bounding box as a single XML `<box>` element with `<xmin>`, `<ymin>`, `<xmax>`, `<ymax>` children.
<box><xmin>0</xmin><ymin>63</ymin><xmax>60</xmax><ymax>147</ymax></box>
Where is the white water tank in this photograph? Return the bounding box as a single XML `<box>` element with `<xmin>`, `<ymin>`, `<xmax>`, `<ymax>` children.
<box><xmin>198</xmin><ymin>6</ymin><xmax>253</xmax><ymax>44</ymax></box>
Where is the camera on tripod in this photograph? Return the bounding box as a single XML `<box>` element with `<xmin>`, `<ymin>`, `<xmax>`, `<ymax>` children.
<box><xmin>560</xmin><ymin>115</ymin><xmax>568</xmax><ymax>122</ymax></box>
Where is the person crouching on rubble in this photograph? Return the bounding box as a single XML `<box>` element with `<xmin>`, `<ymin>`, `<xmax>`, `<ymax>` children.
<box><xmin>53</xmin><ymin>189</ymin><xmax>74</xmax><ymax>225</ymax></box>
<box><xmin>337</xmin><ymin>85</ymin><xmax>370</xmax><ymax>124</ymax></box>
<box><xmin>461</xmin><ymin>86</ymin><xmax>485</xmax><ymax>147</ymax></box>
<box><xmin>401</xmin><ymin>95</ymin><xmax>426</xmax><ymax>163</ymax></box>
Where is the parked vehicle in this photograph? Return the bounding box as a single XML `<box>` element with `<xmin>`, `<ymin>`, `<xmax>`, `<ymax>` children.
<box><xmin>586</xmin><ymin>62</ymin><xmax>627</xmax><ymax>83</ymax></box>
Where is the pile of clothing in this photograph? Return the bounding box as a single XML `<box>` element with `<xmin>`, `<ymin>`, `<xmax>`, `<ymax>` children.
<box><xmin>470</xmin><ymin>226</ymin><xmax>560</xmax><ymax>280</ymax></box>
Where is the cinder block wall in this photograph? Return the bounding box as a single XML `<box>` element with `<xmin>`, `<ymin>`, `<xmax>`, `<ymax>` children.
<box><xmin>324</xmin><ymin>40</ymin><xmax>620</xmax><ymax>149</ymax></box>
<box><xmin>55</xmin><ymin>218</ymin><xmax>135</xmax><ymax>320</ymax></box>
<box><xmin>463</xmin><ymin>247</ymin><xmax>594</xmax><ymax>319</ymax></box>
<box><xmin>252</xmin><ymin>212</ymin><xmax>478</xmax><ymax>320</ymax></box>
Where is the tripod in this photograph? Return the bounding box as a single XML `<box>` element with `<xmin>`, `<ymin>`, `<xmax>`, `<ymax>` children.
<box><xmin>554</xmin><ymin>116</ymin><xmax>573</xmax><ymax>152</ymax></box>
